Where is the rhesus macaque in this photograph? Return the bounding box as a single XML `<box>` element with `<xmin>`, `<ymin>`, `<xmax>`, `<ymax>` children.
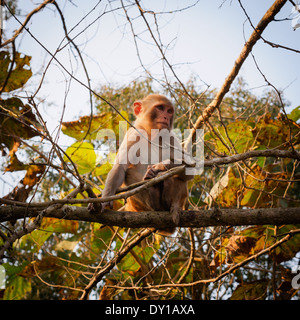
<box><xmin>90</xmin><ymin>94</ymin><xmax>193</xmax><ymax>235</ymax></box>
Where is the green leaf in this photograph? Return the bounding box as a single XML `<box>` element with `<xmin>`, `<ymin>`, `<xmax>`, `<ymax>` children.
<box><xmin>64</xmin><ymin>141</ymin><xmax>96</xmax><ymax>174</ymax></box>
<box><xmin>0</xmin><ymin>51</ymin><xmax>32</xmax><ymax>92</ymax></box>
<box><xmin>288</xmin><ymin>106</ymin><xmax>300</xmax><ymax>122</ymax></box>
<box><xmin>17</xmin><ymin>217</ymin><xmax>80</xmax><ymax>253</ymax></box>
<box><xmin>2</xmin><ymin>261</ymin><xmax>29</xmax><ymax>277</ymax></box>
<box><xmin>16</xmin><ymin>229</ymin><xmax>52</xmax><ymax>253</ymax></box>
<box><xmin>41</xmin><ymin>217</ymin><xmax>79</xmax><ymax>234</ymax></box>
<box><xmin>273</xmin><ymin>225</ymin><xmax>300</xmax><ymax>263</ymax></box>
<box><xmin>90</xmin><ymin>225</ymin><xmax>113</xmax><ymax>255</ymax></box>
<box><xmin>209</xmin><ymin>121</ymin><xmax>254</xmax><ymax>154</ymax></box>
<box><xmin>132</xmin><ymin>245</ymin><xmax>157</xmax><ymax>265</ymax></box>
<box><xmin>240</xmin><ymin>189</ymin><xmax>259</xmax><ymax>207</ymax></box>
<box><xmin>93</xmin><ymin>155</ymin><xmax>114</xmax><ymax>177</ymax></box>
<box><xmin>117</xmin><ymin>252</ymin><xmax>140</xmax><ymax>274</ymax></box>
<box><xmin>3</xmin><ymin>275</ymin><xmax>31</xmax><ymax>300</ymax></box>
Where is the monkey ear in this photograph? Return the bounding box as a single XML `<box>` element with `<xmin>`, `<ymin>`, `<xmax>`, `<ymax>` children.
<box><xmin>133</xmin><ymin>101</ymin><xmax>142</xmax><ymax>116</ymax></box>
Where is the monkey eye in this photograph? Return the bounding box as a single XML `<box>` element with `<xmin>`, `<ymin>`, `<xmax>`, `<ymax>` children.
<box><xmin>167</xmin><ymin>108</ymin><xmax>173</xmax><ymax>114</ymax></box>
<box><xmin>156</xmin><ymin>105</ymin><xmax>164</xmax><ymax>111</ymax></box>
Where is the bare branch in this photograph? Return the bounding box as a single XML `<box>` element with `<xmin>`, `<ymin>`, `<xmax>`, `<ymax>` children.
<box><xmin>239</xmin><ymin>0</ymin><xmax>300</xmax><ymax>54</ymax></box>
<box><xmin>1</xmin><ymin>0</ymin><xmax>54</xmax><ymax>48</ymax></box>
<box><xmin>0</xmin><ymin>148</ymin><xmax>298</xmax><ymax>208</ymax></box>
<box><xmin>108</xmin><ymin>231</ymin><xmax>298</xmax><ymax>291</ymax></box>
<box><xmin>79</xmin><ymin>227</ymin><xmax>154</xmax><ymax>300</ymax></box>
<box><xmin>0</xmin><ymin>185</ymin><xmax>83</xmax><ymax>262</ymax></box>
<box><xmin>184</xmin><ymin>0</ymin><xmax>288</xmax><ymax>148</ymax></box>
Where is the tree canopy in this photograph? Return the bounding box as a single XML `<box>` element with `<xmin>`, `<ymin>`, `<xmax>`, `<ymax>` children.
<box><xmin>0</xmin><ymin>0</ymin><xmax>300</xmax><ymax>300</ymax></box>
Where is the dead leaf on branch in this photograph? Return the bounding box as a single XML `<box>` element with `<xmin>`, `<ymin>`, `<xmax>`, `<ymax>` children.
<box><xmin>210</xmin><ymin>234</ymin><xmax>257</xmax><ymax>267</ymax></box>
<box><xmin>3</xmin><ymin>164</ymin><xmax>45</xmax><ymax>202</ymax></box>
<box><xmin>252</xmin><ymin>113</ymin><xmax>300</xmax><ymax>149</ymax></box>
<box><xmin>230</xmin><ymin>279</ymin><xmax>268</xmax><ymax>300</ymax></box>
<box><xmin>225</xmin><ymin>235</ymin><xmax>257</xmax><ymax>261</ymax></box>
<box><xmin>0</xmin><ymin>97</ymin><xmax>43</xmax><ymax>172</ymax></box>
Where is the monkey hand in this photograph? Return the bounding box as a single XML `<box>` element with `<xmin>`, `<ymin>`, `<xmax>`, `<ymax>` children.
<box><xmin>88</xmin><ymin>201</ymin><xmax>113</xmax><ymax>214</ymax></box>
<box><xmin>143</xmin><ymin>164</ymin><xmax>168</xmax><ymax>180</ymax></box>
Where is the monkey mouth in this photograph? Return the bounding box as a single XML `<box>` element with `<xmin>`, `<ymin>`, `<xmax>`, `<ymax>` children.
<box><xmin>157</xmin><ymin>122</ymin><xmax>169</xmax><ymax>127</ymax></box>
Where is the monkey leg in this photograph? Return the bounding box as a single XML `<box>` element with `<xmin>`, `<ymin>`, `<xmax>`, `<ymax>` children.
<box><xmin>170</xmin><ymin>202</ymin><xmax>181</xmax><ymax>225</ymax></box>
<box><xmin>126</xmin><ymin>172</ymin><xmax>188</xmax><ymax>237</ymax></box>
<box><xmin>156</xmin><ymin>199</ymin><xmax>180</xmax><ymax>237</ymax></box>
<box><xmin>124</xmin><ymin>188</ymin><xmax>159</xmax><ymax>212</ymax></box>
<box><xmin>161</xmin><ymin>176</ymin><xmax>188</xmax><ymax>231</ymax></box>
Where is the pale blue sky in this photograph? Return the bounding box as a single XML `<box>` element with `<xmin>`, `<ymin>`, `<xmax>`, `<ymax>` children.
<box><xmin>5</xmin><ymin>1</ymin><xmax>300</xmax><ymax>117</ymax></box>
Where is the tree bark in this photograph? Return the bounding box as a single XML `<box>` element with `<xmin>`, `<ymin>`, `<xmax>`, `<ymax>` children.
<box><xmin>1</xmin><ymin>205</ymin><xmax>300</xmax><ymax>228</ymax></box>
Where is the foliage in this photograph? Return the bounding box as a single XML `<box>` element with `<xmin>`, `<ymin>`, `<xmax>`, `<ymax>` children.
<box><xmin>0</xmin><ymin>51</ymin><xmax>32</xmax><ymax>93</ymax></box>
<box><xmin>0</xmin><ymin>1</ymin><xmax>300</xmax><ymax>299</ymax></box>
<box><xmin>1</xmin><ymin>65</ymin><xmax>300</xmax><ymax>300</ymax></box>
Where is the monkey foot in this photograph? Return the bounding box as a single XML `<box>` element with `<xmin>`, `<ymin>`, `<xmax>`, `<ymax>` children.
<box><xmin>170</xmin><ymin>205</ymin><xmax>181</xmax><ymax>225</ymax></box>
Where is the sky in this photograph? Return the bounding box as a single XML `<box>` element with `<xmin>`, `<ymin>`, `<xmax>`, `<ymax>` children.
<box><xmin>1</xmin><ymin>0</ymin><xmax>300</xmax><ymax>195</ymax></box>
<box><xmin>4</xmin><ymin>1</ymin><xmax>300</xmax><ymax>119</ymax></box>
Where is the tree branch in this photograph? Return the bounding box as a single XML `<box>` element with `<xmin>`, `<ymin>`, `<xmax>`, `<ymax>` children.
<box><xmin>1</xmin><ymin>0</ymin><xmax>54</xmax><ymax>48</ymax></box>
<box><xmin>0</xmin><ymin>185</ymin><xmax>83</xmax><ymax>262</ymax></box>
<box><xmin>1</xmin><ymin>206</ymin><xmax>300</xmax><ymax>228</ymax></box>
<box><xmin>79</xmin><ymin>227</ymin><xmax>154</xmax><ymax>300</ymax></box>
<box><xmin>1</xmin><ymin>148</ymin><xmax>299</xmax><ymax>208</ymax></box>
<box><xmin>108</xmin><ymin>230</ymin><xmax>297</xmax><ymax>291</ymax></box>
<box><xmin>184</xmin><ymin>0</ymin><xmax>288</xmax><ymax>147</ymax></box>
<box><xmin>204</xmin><ymin>148</ymin><xmax>300</xmax><ymax>166</ymax></box>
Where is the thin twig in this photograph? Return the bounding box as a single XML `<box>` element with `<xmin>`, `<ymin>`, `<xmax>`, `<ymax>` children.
<box><xmin>184</xmin><ymin>0</ymin><xmax>288</xmax><ymax>148</ymax></box>
<box><xmin>107</xmin><ymin>230</ymin><xmax>298</xmax><ymax>291</ymax></box>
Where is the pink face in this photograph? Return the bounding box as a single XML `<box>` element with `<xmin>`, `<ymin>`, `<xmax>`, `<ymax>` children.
<box><xmin>133</xmin><ymin>98</ymin><xmax>174</xmax><ymax>130</ymax></box>
<box><xmin>153</xmin><ymin>104</ymin><xmax>174</xmax><ymax>129</ymax></box>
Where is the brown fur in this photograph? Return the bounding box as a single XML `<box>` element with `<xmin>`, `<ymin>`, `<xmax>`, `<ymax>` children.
<box><xmin>96</xmin><ymin>94</ymin><xmax>192</xmax><ymax>236</ymax></box>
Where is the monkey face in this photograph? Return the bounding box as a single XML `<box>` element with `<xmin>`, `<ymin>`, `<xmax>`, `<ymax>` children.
<box><xmin>153</xmin><ymin>104</ymin><xmax>174</xmax><ymax>130</ymax></box>
<box><xmin>133</xmin><ymin>94</ymin><xmax>174</xmax><ymax>132</ymax></box>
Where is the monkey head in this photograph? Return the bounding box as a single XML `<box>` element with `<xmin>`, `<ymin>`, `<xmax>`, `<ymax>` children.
<box><xmin>133</xmin><ymin>94</ymin><xmax>174</xmax><ymax>132</ymax></box>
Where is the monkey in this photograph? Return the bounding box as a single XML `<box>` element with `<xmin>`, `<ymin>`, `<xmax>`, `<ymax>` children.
<box><xmin>89</xmin><ymin>94</ymin><xmax>193</xmax><ymax>235</ymax></box>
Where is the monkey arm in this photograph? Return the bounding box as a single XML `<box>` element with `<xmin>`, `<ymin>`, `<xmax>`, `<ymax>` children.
<box><xmin>102</xmin><ymin>164</ymin><xmax>127</xmax><ymax>198</ymax></box>
<box><xmin>88</xmin><ymin>163</ymin><xmax>127</xmax><ymax>214</ymax></box>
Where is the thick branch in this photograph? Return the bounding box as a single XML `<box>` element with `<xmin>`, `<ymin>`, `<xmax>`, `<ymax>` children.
<box><xmin>1</xmin><ymin>206</ymin><xmax>300</xmax><ymax>228</ymax></box>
